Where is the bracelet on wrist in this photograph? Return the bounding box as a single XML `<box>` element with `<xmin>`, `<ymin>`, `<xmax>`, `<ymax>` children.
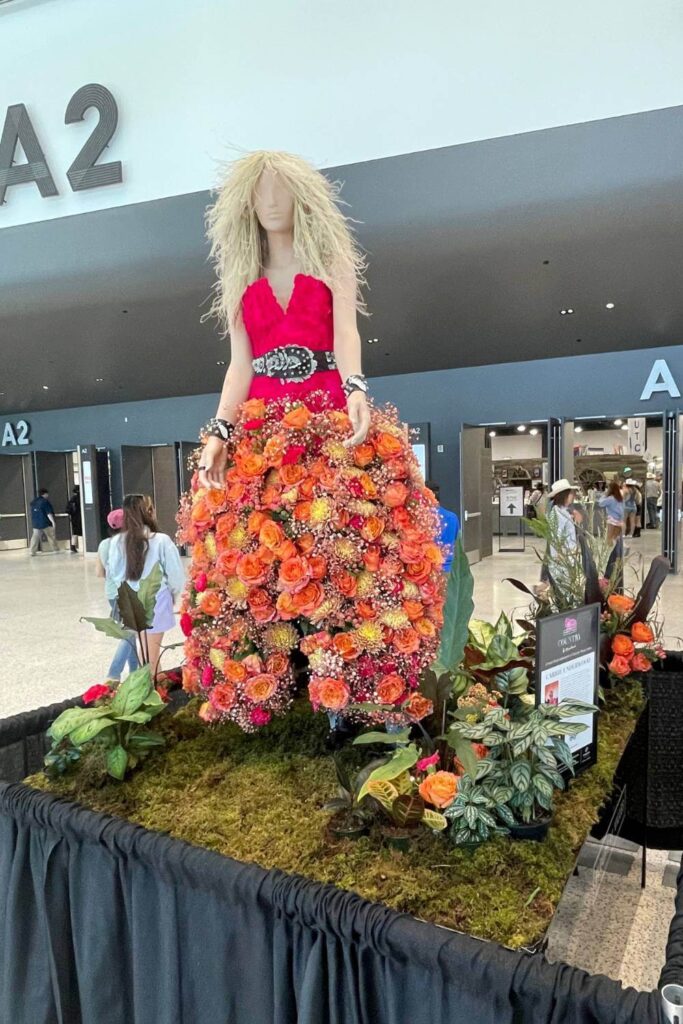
<box><xmin>343</xmin><ymin>374</ymin><xmax>369</xmax><ymax>398</ymax></box>
<box><xmin>200</xmin><ymin>417</ymin><xmax>234</xmax><ymax>443</ymax></box>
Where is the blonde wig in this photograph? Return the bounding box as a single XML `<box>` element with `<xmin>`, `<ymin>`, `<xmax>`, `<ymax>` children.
<box><xmin>204</xmin><ymin>150</ymin><xmax>368</xmax><ymax>333</ymax></box>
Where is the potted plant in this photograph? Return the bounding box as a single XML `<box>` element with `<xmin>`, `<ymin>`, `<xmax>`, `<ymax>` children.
<box><xmin>323</xmin><ymin>754</ymin><xmax>373</xmax><ymax>841</ymax></box>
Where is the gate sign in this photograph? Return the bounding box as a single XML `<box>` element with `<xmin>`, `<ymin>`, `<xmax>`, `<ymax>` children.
<box><xmin>627</xmin><ymin>417</ymin><xmax>647</xmax><ymax>456</ymax></box>
<box><xmin>499</xmin><ymin>485</ymin><xmax>524</xmax><ymax>517</ymax></box>
<box><xmin>1</xmin><ymin>420</ymin><xmax>30</xmax><ymax>446</ymax></box>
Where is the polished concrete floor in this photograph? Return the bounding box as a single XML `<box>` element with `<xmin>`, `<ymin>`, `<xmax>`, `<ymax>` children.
<box><xmin>0</xmin><ymin>526</ymin><xmax>678</xmax><ymax>991</ymax></box>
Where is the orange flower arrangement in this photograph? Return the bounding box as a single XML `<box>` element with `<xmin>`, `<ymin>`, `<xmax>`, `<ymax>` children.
<box><xmin>176</xmin><ymin>396</ymin><xmax>444</xmax><ymax>730</ymax></box>
<box><xmin>607</xmin><ymin>594</ymin><xmax>636</xmax><ymax>616</ymax></box>
<box><xmin>418</xmin><ymin>771</ymin><xmax>459</xmax><ymax>809</ymax></box>
<box><xmin>612</xmin><ymin>634</ymin><xmax>635</xmax><ymax>658</ymax></box>
<box><xmin>631</xmin><ymin>621</ymin><xmax>654</xmax><ymax>644</ymax></box>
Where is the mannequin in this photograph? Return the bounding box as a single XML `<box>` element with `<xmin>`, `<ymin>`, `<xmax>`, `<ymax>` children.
<box><xmin>178</xmin><ymin>151</ymin><xmax>445</xmax><ymax>731</ymax></box>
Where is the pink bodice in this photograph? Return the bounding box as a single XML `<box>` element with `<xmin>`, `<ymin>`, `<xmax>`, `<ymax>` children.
<box><xmin>242</xmin><ymin>273</ymin><xmax>345</xmax><ymax>408</ymax></box>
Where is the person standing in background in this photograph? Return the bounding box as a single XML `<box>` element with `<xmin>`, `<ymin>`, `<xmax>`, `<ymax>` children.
<box><xmin>66</xmin><ymin>485</ymin><xmax>83</xmax><ymax>553</ymax></box>
<box><xmin>623</xmin><ymin>481</ymin><xmax>637</xmax><ymax>537</ymax></box>
<box><xmin>599</xmin><ymin>480</ymin><xmax>625</xmax><ymax>544</ymax></box>
<box><xmin>96</xmin><ymin>508</ymin><xmax>139</xmax><ymax>682</ymax></box>
<box><xmin>426</xmin><ymin>481</ymin><xmax>459</xmax><ymax>574</ymax></box>
<box><xmin>529</xmin><ymin>483</ymin><xmax>547</xmax><ymax>518</ymax></box>
<box><xmin>631</xmin><ymin>481</ymin><xmax>643</xmax><ymax>538</ymax></box>
<box><xmin>645</xmin><ymin>473</ymin><xmax>661</xmax><ymax>529</ymax></box>
<box><xmin>29</xmin><ymin>488</ymin><xmax>59</xmax><ymax>556</ymax></box>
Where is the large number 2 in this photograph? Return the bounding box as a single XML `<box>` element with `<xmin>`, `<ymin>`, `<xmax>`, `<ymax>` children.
<box><xmin>65</xmin><ymin>84</ymin><xmax>122</xmax><ymax>192</ymax></box>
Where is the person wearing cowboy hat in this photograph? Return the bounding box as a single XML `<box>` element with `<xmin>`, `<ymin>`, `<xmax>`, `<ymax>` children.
<box><xmin>544</xmin><ymin>479</ymin><xmax>580</xmax><ymax>585</ymax></box>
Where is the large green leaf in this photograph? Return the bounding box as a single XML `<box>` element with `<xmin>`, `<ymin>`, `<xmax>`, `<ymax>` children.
<box><xmin>391</xmin><ymin>793</ymin><xmax>425</xmax><ymax>827</ymax></box>
<box><xmin>69</xmin><ymin>717</ymin><xmax>115</xmax><ymax>745</ymax></box>
<box><xmin>109</xmin><ymin>665</ymin><xmax>153</xmax><ymax>716</ymax></box>
<box><xmin>446</xmin><ymin>729</ymin><xmax>479</xmax><ymax>778</ymax></box>
<box><xmin>127</xmin><ymin>731</ymin><xmax>165</xmax><ymax>751</ymax></box>
<box><xmin>48</xmin><ymin>706</ymin><xmax>111</xmax><ymax>742</ymax></box>
<box><xmin>510</xmin><ymin>760</ymin><xmax>531</xmax><ymax>792</ymax></box>
<box><xmin>422</xmin><ymin>809</ymin><xmax>448</xmax><ymax>832</ymax></box>
<box><xmin>116</xmin><ymin>582</ymin><xmax>150</xmax><ymax>633</ymax></box>
<box><xmin>434</xmin><ymin>539</ymin><xmax>474</xmax><ymax>674</ymax></box>
<box><xmin>357</xmin><ymin>745</ymin><xmax>419</xmax><ymax>802</ymax></box>
<box><xmin>106</xmin><ymin>745</ymin><xmax>128</xmax><ymax>780</ymax></box>
<box><xmin>136</xmin><ymin>563</ymin><xmax>163</xmax><ymax>627</ymax></box>
<box><xmin>483</xmin><ymin>633</ymin><xmax>519</xmax><ymax>668</ymax></box>
<box><xmin>353</xmin><ymin>730</ymin><xmax>410</xmax><ymax>746</ymax></box>
<box><xmin>468</xmin><ymin>619</ymin><xmax>496</xmax><ymax>652</ymax></box>
<box><xmin>80</xmin><ymin>616</ymin><xmax>132</xmax><ymax>641</ymax></box>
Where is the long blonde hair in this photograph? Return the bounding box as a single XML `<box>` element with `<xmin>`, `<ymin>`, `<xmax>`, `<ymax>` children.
<box><xmin>204</xmin><ymin>150</ymin><xmax>368</xmax><ymax>333</ymax></box>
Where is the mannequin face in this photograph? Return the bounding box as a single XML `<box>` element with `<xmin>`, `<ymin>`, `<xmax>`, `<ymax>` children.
<box><xmin>253</xmin><ymin>169</ymin><xmax>295</xmax><ymax>233</ymax></box>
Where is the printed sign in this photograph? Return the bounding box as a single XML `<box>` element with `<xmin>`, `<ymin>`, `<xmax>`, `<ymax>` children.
<box><xmin>535</xmin><ymin>603</ymin><xmax>600</xmax><ymax>774</ymax></box>
<box><xmin>627</xmin><ymin>417</ymin><xmax>647</xmax><ymax>456</ymax></box>
<box><xmin>499</xmin><ymin>485</ymin><xmax>524</xmax><ymax>517</ymax></box>
<box><xmin>1</xmin><ymin>420</ymin><xmax>30</xmax><ymax>446</ymax></box>
<box><xmin>82</xmin><ymin>461</ymin><xmax>94</xmax><ymax>505</ymax></box>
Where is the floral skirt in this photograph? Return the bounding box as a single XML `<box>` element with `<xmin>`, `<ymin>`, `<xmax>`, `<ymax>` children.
<box><xmin>177</xmin><ymin>393</ymin><xmax>445</xmax><ymax>731</ymax></box>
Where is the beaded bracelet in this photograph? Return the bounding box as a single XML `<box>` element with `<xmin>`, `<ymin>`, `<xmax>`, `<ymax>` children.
<box><xmin>200</xmin><ymin>417</ymin><xmax>234</xmax><ymax>443</ymax></box>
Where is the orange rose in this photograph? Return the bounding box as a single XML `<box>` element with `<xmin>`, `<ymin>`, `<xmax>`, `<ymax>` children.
<box><xmin>392</xmin><ymin>506</ymin><xmax>411</xmax><ymax>530</ymax></box>
<box><xmin>632</xmin><ymin>653</ymin><xmax>652</xmax><ymax>672</ymax></box>
<box><xmin>360</xmin><ymin>516</ymin><xmax>385</xmax><ymax>542</ymax></box>
<box><xmin>358</xmin><ymin>473</ymin><xmax>378</xmax><ymax>499</ymax></box>
<box><xmin>327</xmin><ymin>410</ymin><xmax>352</xmax><ymax>433</ymax></box>
<box><xmin>263</xmin><ymin>435</ymin><xmax>286</xmax><ymax>466</ymax></box>
<box><xmin>292</xmin><ymin>581</ymin><xmax>325</xmax><ymax>616</ymax></box>
<box><xmin>631</xmin><ymin>621</ymin><xmax>654</xmax><ymax>644</ymax></box>
<box><xmin>332</xmin><ymin>632</ymin><xmax>360</xmax><ymax>661</ymax></box>
<box><xmin>332</xmin><ymin>509</ymin><xmax>350</xmax><ymax>529</ymax></box>
<box><xmin>333</xmin><ymin>570</ymin><xmax>358</xmax><ymax>598</ymax></box>
<box><xmin>374</xmin><ymin>432</ymin><xmax>404</xmax><ymax>461</ymax></box>
<box><xmin>242</xmin><ymin>653</ymin><xmax>264</xmax><ymax>674</ymax></box>
<box><xmin>255</xmin><ymin>544</ymin><xmax>277</xmax><ymax>566</ymax></box>
<box><xmin>393</xmin><ymin>627</ymin><xmax>421</xmax><ymax>655</ymax></box>
<box><xmin>299</xmin><ymin>476</ymin><xmax>315</xmax><ymax>499</ymax></box>
<box><xmin>612</xmin><ymin>634</ymin><xmax>635</xmax><ymax>657</ymax></box>
<box><xmin>403</xmin><ymin>600</ymin><xmax>424</xmax><ymax>621</ymax></box>
<box><xmin>380</xmin><ymin>555</ymin><xmax>404</xmax><ymax>578</ymax></box>
<box><xmin>376</xmin><ymin>673</ymin><xmax>407</xmax><ymax>704</ymax></box>
<box><xmin>226</xmin><ymin>481</ymin><xmax>246</xmax><ymax>502</ymax></box>
<box><xmin>241</xmin><ymin>398</ymin><xmax>267</xmax><ymax>420</ymax></box>
<box><xmin>294</xmin><ymin>501</ymin><xmax>312</xmax><ymax>522</ymax></box>
<box><xmin>608</xmin><ymin>594</ymin><xmax>636</xmax><ymax>616</ymax></box>
<box><xmin>224</xmin><ymin>660</ymin><xmax>247</xmax><ymax>684</ymax></box>
<box><xmin>353</xmin><ymin>443</ymin><xmax>375</xmax><ymax>468</ymax></box>
<box><xmin>244</xmin><ymin>673</ymin><xmax>278</xmax><ymax>703</ymax></box>
<box><xmin>274</xmin><ymin>538</ymin><xmax>298</xmax><ymax>562</ymax></box>
<box><xmin>608</xmin><ymin>654</ymin><xmax>632</xmax><ymax>678</ymax></box>
<box><xmin>280</xmin><ymin>463</ymin><xmax>306</xmax><ymax>486</ymax></box>
<box><xmin>275</xmin><ymin>591</ymin><xmax>298</xmax><ymax>620</ymax></box>
<box><xmin>278</xmin><ymin>555</ymin><xmax>311</xmax><ymax>593</ymax></box>
<box><xmin>236</xmin><ymin>553</ymin><xmax>269</xmax><ymax>588</ymax></box>
<box><xmin>209</xmin><ymin>683</ymin><xmax>237</xmax><ymax>713</ymax></box>
<box><xmin>282</xmin><ymin>405</ymin><xmax>311</xmax><ymax>430</ymax></box>
<box><xmin>300</xmin><ymin>631</ymin><xmax>332</xmax><ymax>655</ymax></box>
<box><xmin>216</xmin><ymin>549</ymin><xmax>241</xmax><ymax>576</ymax></box>
<box><xmin>248</xmin><ymin>510</ymin><xmax>269</xmax><ymax>535</ymax></box>
<box><xmin>404</xmin><ymin>693</ymin><xmax>434</xmax><ymax>721</ymax></box>
<box><xmin>385</xmin><ymin>458</ymin><xmax>409</xmax><ymax>480</ymax></box>
<box><xmin>415</xmin><ymin>617</ymin><xmax>437</xmax><ymax>639</ymax></box>
<box><xmin>383</xmin><ymin>482</ymin><xmax>409</xmax><ymax>508</ymax></box>
<box><xmin>247</xmin><ymin>587</ymin><xmax>277</xmax><ymax>624</ymax></box>
<box><xmin>308</xmin><ymin>676</ymin><xmax>350</xmax><ymax>712</ymax></box>
<box><xmin>362</xmin><ymin>545</ymin><xmax>381</xmax><ymax>572</ymax></box>
<box><xmin>259</xmin><ymin>519</ymin><xmax>284</xmax><ymax>550</ymax></box>
<box><xmin>309</xmin><ymin>555</ymin><xmax>328</xmax><ymax>580</ymax></box>
<box><xmin>266</xmin><ymin>652</ymin><xmax>290</xmax><ymax>677</ymax></box>
<box><xmin>199</xmin><ymin>590</ymin><xmax>221</xmax><ymax>616</ymax></box>
<box><xmin>399</xmin><ymin>537</ymin><xmax>424</xmax><ymax>563</ymax></box>
<box><xmin>423</xmin><ymin>542</ymin><xmax>445</xmax><ymax>568</ymax></box>
<box><xmin>182</xmin><ymin>665</ymin><xmax>201</xmax><ymax>694</ymax></box>
<box><xmin>405</xmin><ymin>559</ymin><xmax>433</xmax><ymax>585</ymax></box>
<box><xmin>191</xmin><ymin>498</ymin><xmax>212</xmax><ymax>529</ymax></box>
<box><xmin>418</xmin><ymin>771</ymin><xmax>458</xmax><ymax>809</ymax></box>
<box><xmin>262</xmin><ymin>485</ymin><xmax>283</xmax><ymax>509</ymax></box>
<box><xmin>297</xmin><ymin>532</ymin><xmax>315</xmax><ymax>555</ymax></box>
<box><xmin>206</xmin><ymin>488</ymin><xmax>227</xmax><ymax>512</ymax></box>
<box><xmin>235</xmin><ymin>453</ymin><xmax>266</xmax><ymax>478</ymax></box>
<box><xmin>215</xmin><ymin>513</ymin><xmax>237</xmax><ymax>538</ymax></box>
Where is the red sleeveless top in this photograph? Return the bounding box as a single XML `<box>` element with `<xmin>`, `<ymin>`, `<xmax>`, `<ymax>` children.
<box><xmin>242</xmin><ymin>273</ymin><xmax>345</xmax><ymax>408</ymax></box>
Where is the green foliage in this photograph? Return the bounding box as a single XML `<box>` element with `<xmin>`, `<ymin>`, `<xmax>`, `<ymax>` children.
<box><xmin>80</xmin><ymin>616</ymin><xmax>133</xmax><ymax>641</ymax></box>
<box><xmin>445</xmin><ymin>774</ymin><xmax>511</xmax><ymax>845</ymax></box>
<box><xmin>45</xmin><ymin>665</ymin><xmax>166</xmax><ymax>781</ymax></box>
<box><xmin>355</xmin><ymin>744</ymin><xmax>419</xmax><ymax>802</ymax></box>
<box><xmin>433</xmin><ymin>539</ymin><xmax>474</xmax><ymax>676</ymax></box>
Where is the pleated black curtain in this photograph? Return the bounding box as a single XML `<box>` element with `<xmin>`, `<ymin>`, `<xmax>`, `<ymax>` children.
<box><xmin>0</xmin><ymin>782</ymin><xmax>660</xmax><ymax>1024</ymax></box>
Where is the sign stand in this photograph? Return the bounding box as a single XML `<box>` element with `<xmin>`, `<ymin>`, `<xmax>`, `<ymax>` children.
<box><xmin>498</xmin><ymin>485</ymin><xmax>526</xmax><ymax>552</ymax></box>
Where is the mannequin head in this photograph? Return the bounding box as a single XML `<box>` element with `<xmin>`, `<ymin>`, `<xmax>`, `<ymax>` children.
<box><xmin>205</xmin><ymin>150</ymin><xmax>367</xmax><ymax>332</ymax></box>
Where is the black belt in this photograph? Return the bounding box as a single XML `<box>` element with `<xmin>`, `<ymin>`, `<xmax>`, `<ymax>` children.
<box><xmin>252</xmin><ymin>345</ymin><xmax>337</xmax><ymax>383</ymax></box>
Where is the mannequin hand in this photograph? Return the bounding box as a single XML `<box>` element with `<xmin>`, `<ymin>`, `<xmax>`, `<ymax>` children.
<box><xmin>343</xmin><ymin>391</ymin><xmax>371</xmax><ymax>447</ymax></box>
<box><xmin>198</xmin><ymin>436</ymin><xmax>229</xmax><ymax>490</ymax></box>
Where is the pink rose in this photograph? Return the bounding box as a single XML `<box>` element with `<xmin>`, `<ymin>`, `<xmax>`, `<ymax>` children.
<box><xmin>82</xmin><ymin>683</ymin><xmax>111</xmax><ymax>705</ymax></box>
<box><xmin>416</xmin><ymin>752</ymin><xmax>440</xmax><ymax>773</ymax></box>
<box><xmin>242</xmin><ymin>654</ymin><xmax>264</xmax><ymax>675</ymax></box>
<box><xmin>180</xmin><ymin>612</ymin><xmax>193</xmax><ymax>637</ymax></box>
<box><xmin>201</xmin><ymin>664</ymin><xmax>214</xmax><ymax>687</ymax></box>
<box><xmin>250</xmin><ymin>707</ymin><xmax>272</xmax><ymax>727</ymax></box>
<box><xmin>194</xmin><ymin>572</ymin><xmax>208</xmax><ymax>593</ymax></box>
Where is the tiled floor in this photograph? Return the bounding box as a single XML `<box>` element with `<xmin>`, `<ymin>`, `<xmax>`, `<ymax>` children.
<box><xmin>0</xmin><ymin>527</ymin><xmax>679</xmax><ymax>991</ymax></box>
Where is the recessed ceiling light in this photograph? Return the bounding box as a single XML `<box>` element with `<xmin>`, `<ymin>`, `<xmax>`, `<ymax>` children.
<box><xmin>95</xmin><ymin>378</ymin><xmax>104</xmax><ymax>382</ymax></box>
<box><xmin>516</xmin><ymin>424</ymin><xmax>527</xmax><ymax>432</ymax></box>
<box><xmin>574</xmin><ymin>425</ymin><xmax>583</xmax><ymax>433</ymax></box>
<box><xmin>366</xmin><ymin>337</ymin><xmax>379</xmax><ymax>344</ymax></box>
<box><xmin>560</xmin><ymin>308</ymin><xmax>575</xmax><ymax>316</ymax></box>
<box><xmin>529</xmin><ymin>428</ymin><xmax>539</xmax><ymax>436</ymax></box>
<box><xmin>621</xmin><ymin>424</ymin><xmax>629</xmax><ymax>431</ymax></box>
<box><xmin>605</xmin><ymin>302</ymin><xmax>615</xmax><ymax>309</ymax></box>
<box><xmin>122</xmin><ymin>309</ymin><xmax>128</xmax><ymax>314</ymax></box>
<box><xmin>488</xmin><ymin>430</ymin><xmax>497</xmax><ymax>438</ymax></box>
<box><xmin>614</xmin><ymin>419</ymin><xmax>623</xmax><ymax>426</ymax></box>
<box><xmin>216</xmin><ymin>360</ymin><xmax>226</xmax><ymax>366</ymax></box>
<box><xmin>42</xmin><ymin>385</ymin><xmax>49</xmax><ymax>390</ymax></box>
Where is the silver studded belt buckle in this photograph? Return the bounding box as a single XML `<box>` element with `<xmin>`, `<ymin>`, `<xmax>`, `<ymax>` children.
<box><xmin>253</xmin><ymin>345</ymin><xmax>316</xmax><ymax>383</ymax></box>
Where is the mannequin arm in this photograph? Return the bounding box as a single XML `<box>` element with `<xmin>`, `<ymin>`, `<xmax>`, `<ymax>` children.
<box><xmin>215</xmin><ymin>314</ymin><xmax>254</xmax><ymax>423</ymax></box>
<box><xmin>332</xmin><ymin>265</ymin><xmax>370</xmax><ymax>447</ymax></box>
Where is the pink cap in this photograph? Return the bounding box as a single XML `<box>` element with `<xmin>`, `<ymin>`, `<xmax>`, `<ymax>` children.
<box><xmin>107</xmin><ymin>508</ymin><xmax>124</xmax><ymax>530</ymax></box>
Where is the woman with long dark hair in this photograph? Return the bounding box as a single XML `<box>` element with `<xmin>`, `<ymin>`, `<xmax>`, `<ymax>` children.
<box><xmin>599</xmin><ymin>479</ymin><xmax>625</xmax><ymax>544</ymax></box>
<box><xmin>105</xmin><ymin>494</ymin><xmax>185</xmax><ymax>674</ymax></box>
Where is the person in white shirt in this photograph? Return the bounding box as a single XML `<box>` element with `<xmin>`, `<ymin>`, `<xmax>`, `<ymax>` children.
<box><xmin>644</xmin><ymin>473</ymin><xmax>661</xmax><ymax>529</ymax></box>
<box><xmin>105</xmin><ymin>494</ymin><xmax>186</xmax><ymax>675</ymax></box>
<box><xmin>545</xmin><ymin>478</ymin><xmax>580</xmax><ymax>587</ymax></box>
<box><xmin>96</xmin><ymin>508</ymin><xmax>139</xmax><ymax>681</ymax></box>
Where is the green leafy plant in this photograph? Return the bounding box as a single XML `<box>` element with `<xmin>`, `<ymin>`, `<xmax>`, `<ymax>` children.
<box><xmin>82</xmin><ymin>563</ymin><xmax>164</xmax><ymax>673</ymax></box>
<box><xmin>45</xmin><ymin>665</ymin><xmax>166</xmax><ymax>780</ymax></box>
<box><xmin>444</xmin><ymin>773</ymin><xmax>513</xmax><ymax>845</ymax></box>
<box><xmin>351</xmin><ymin>742</ymin><xmax>448</xmax><ymax>833</ymax></box>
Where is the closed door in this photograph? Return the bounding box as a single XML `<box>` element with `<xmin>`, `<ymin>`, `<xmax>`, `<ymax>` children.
<box><xmin>0</xmin><ymin>454</ymin><xmax>32</xmax><ymax>548</ymax></box>
<box><xmin>460</xmin><ymin>426</ymin><xmax>492</xmax><ymax>564</ymax></box>
<box><xmin>121</xmin><ymin>444</ymin><xmax>181</xmax><ymax>541</ymax></box>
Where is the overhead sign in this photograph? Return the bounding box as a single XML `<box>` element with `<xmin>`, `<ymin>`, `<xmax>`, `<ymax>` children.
<box><xmin>535</xmin><ymin>603</ymin><xmax>600</xmax><ymax>774</ymax></box>
<box><xmin>627</xmin><ymin>417</ymin><xmax>647</xmax><ymax>456</ymax></box>
<box><xmin>499</xmin><ymin>485</ymin><xmax>524</xmax><ymax>517</ymax></box>
<box><xmin>1</xmin><ymin>420</ymin><xmax>30</xmax><ymax>446</ymax></box>
<box><xmin>640</xmin><ymin>359</ymin><xmax>681</xmax><ymax>401</ymax></box>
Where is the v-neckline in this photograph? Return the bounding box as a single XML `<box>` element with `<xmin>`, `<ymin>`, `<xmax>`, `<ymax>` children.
<box><xmin>262</xmin><ymin>272</ymin><xmax>303</xmax><ymax>317</ymax></box>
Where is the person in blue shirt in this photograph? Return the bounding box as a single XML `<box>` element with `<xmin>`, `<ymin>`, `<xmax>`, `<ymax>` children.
<box><xmin>29</xmin><ymin>488</ymin><xmax>59</xmax><ymax>556</ymax></box>
<box><xmin>427</xmin><ymin>481</ymin><xmax>459</xmax><ymax>574</ymax></box>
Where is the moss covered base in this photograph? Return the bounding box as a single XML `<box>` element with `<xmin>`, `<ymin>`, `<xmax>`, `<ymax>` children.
<box><xmin>29</xmin><ymin>681</ymin><xmax>644</xmax><ymax>950</ymax></box>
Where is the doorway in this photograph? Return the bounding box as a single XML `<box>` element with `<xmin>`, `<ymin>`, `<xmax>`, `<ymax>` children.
<box><xmin>460</xmin><ymin>426</ymin><xmax>493</xmax><ymax>564</ymax></box>
<box><xmin>121</xmin><ymin>442</ymin><xmax>197</xmax><ymax>541</ymax></box>
<box><xmin>0</xmin><ymin>454</ymin><xmax>33</xmax><ymax>550</ymax></box>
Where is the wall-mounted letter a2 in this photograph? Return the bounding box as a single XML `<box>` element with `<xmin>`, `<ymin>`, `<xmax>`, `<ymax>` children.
<box><xmin>0</xmin><ymin>104</ymin><xmax>58</xmax><ymax>206</ymax></box>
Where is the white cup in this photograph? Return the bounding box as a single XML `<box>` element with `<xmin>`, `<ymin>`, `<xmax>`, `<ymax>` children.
<box><xmin>662</xmin><ymin>984</ymin><xmax>683</xmax><ymax>1024</ymax></box>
